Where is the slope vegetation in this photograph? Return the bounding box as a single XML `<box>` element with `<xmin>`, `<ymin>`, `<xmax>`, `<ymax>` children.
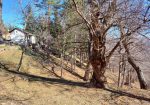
<box><xmin>0</xmin><ymin>44</ymin><xmax>150</xmax><ymax>105</ymax></box>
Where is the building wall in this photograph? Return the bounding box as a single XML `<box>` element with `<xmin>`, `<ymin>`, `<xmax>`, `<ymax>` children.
<box><xmin>10</xmin><ymin>30</ymin><xmax>26</xmax><ymax>44</ymax></box>
<box><xmin>29</xmin><ymin>36</ymin><xmax>36</xmax><ymax>44</ymax></box>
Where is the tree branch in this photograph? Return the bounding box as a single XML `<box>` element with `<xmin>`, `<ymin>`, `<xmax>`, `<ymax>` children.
<box><xmin>72</xmin><ymin>0</ymin><xmax>91</xmax><ymax>28</ymax></box>
<box><xmin>106</xmin><ymin>41</ymin><xmax>120</xmax><ymax>61</ymax></box>
<box><xmin>72</xmin><ymin>0</ymin><xmax>95</xmax><ymax>36</ymax></box>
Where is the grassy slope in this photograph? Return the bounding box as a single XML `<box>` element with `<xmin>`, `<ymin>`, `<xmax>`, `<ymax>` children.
<box><xmin>0</xmin><ymin>44</ymin><xmax>150</xmax><ymax>105</ymax></box>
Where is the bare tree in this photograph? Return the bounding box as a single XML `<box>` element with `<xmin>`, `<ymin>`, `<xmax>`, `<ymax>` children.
<box><xmin>72</xmin><ymin>0</ymin><xmax>150</xmax><ymax>89</ymax></box>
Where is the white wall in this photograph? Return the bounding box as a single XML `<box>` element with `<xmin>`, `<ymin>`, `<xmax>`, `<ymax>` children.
<box><xmin>29</xmin><ymin>36</ymin><xmax>36</xmax><ymax>44</ymax></box>
<box><xmin>10</xmin><ymin>30</ymin><xmax>26</xmax><ymax>44</ymax></box>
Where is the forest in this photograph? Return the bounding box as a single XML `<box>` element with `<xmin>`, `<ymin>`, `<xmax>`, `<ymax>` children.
<box><xmin>0</xmin><ymin>0</ymin><xmax>150</xmax><ymax>105</ymax></box>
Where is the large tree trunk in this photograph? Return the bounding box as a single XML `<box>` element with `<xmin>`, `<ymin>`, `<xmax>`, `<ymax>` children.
<box><xmin>72</xmin><ymin>0</ymin><xmax>118</xmax><ymax>88</ymax></box>
<box><xmin>87</xmin><ymin>0</ymin><xmax>118</xmax><ymax>88</ymax></box>
<box><xmin>89</xmin><ymin>32</ymin><xmax>107</xmax><ymax>88</ymax></box>
<box><xmin>84</xmin><ymin>32</ymin><xmax>108</xmax><ymax>87</ymax></box>
<box><xmin>90</xmin><ymin>56</ymin><xmax>107</xmax><ymax>88</ymax></box>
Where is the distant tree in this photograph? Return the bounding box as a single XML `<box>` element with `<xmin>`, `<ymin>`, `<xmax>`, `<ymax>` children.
<box><xmin>0</xmin><ymin>0</ymin><xmax>7</xmax><ymax>36</ymax></box>
<box><xmin>52</xmin><ymin>6</ymin><xmax>62</xmax><ymax>38</ymax></box>
<box><xmin>0</xmin><ymin>0</ymin><xmax>2</xmax><ymax>24</ymax></box>
<box><xmin>34</xmin><ymin>0</ymin><xmax>63</xmax><ymax>37</ymax></box>
<box><xmin>24</xmin><ymin>5</ymin><xmax>36</xmax><ymax>33</ymax></box>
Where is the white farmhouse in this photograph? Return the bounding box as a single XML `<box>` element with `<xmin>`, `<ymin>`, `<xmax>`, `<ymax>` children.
<box><xmin>9</xmin><ymin>28</ymin><xmax>27</xmax><ymax>45</ymax></box>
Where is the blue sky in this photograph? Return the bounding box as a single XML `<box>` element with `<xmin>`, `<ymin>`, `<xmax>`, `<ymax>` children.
<box><xmin>2</xmin><ymin>0</ymin><xmax>31</xmax><ymax>29</ymax></box>
<box><xmin>2</xmin><ymin>0</ymin><xmax>149</xmax><ymax>30</ymax></box>
<box><xmin>2</xmin><ymin>0</ymin><xmax>64</xmax><ymax>29</ymax></box>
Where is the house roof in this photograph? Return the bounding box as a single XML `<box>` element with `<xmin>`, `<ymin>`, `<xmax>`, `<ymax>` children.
<box><xmin>9</xmin><ymin>28</ymin><xmax>27</xmax><ymax>34</ymax></box>
<box><xmin>9</xmin><ymin>28</ymin><xmax>37</xmax><ymax>37</ymax></box>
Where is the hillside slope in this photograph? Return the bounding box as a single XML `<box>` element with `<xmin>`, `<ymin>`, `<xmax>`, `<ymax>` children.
<box><xmin>0</xmin><ymin>44</ymin><xmax>150</xmax><ymax>105</ymax></box>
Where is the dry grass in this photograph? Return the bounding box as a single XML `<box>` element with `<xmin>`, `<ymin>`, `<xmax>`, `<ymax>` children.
<box><xmin>0</xmin><ymin>44</ymin><xmax>150</xmax><ymax>105</ymax></box>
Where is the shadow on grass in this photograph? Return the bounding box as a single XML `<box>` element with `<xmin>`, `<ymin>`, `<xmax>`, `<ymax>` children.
<box><xmin>0</xmin><ymin>62</ymin><xmax>150</xmax><ymax>102</ymax></box>
<box><xmin>0</xmin><ymin>62</ymin><xmax>86</xmax><ymax>87</ymax></box>
<box><xmin>103</xmin><ymin>88</ymin><xmax>150</xmax><ymax>102</ymax></box>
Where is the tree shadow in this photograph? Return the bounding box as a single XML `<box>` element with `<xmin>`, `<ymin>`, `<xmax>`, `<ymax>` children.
<box><xmin>0</xmin><ymin>62</ymin><xmax>150</xmax><ymax>102</ymax></box>
<box><xmin>103</xmin><ymin>88</ymin><xmax>150</xmax><ymax>102</ymax></box>
<box><xmin>0</xmin><ymin>62</ymin><xmax>86</xmax><ymax>87</ymax></box>
<box><xmin>40</xmin><ymin>63</ymin><xmax>63</xmax><ymax>79</ymax></box>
